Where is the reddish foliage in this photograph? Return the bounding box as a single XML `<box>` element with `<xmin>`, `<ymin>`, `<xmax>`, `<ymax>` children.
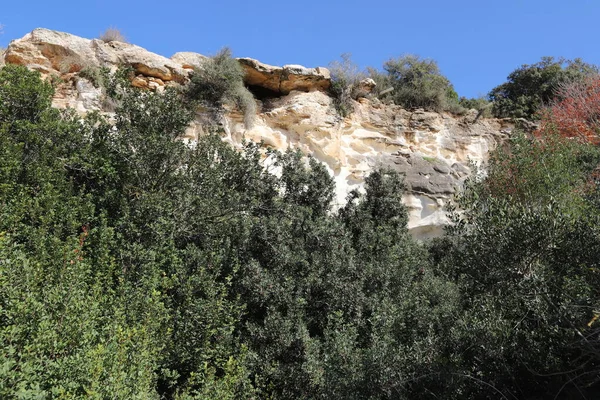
<box><xmin>538</xmin><ymin>75</ymin><xmax>600</xmax><ymax>144</ymax></box>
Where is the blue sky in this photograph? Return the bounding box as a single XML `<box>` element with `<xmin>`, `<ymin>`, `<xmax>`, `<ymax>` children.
<box><xmin>1</xmin><ymin>0</ymin><xmax>599</xmax><ymax>98</ymax></box>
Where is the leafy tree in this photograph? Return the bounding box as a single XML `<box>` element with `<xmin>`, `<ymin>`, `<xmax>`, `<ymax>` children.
<box><xmin>431</xmin><ymin>131</ymin><xmax>600</xmax><ymax>398</ymax></box>
<box><xmin>459</xmin><ymin>96</ymin><xmax>492</xmax><ymax>118</ymax></box>
<box><xmin>379</xmin><ymin>54</ymin><xmax>462</xmax><ymax>112</ymax></box>
<box><xmin>0</xmin><ymin>64</ymin><xmax>257</xmax><ymax>398</ymax></box>
<box><xmin>0</xmin><ymin>65</ymin><xmax>163</xmax><ymax>398</ymax></box>
<box><xmin>233</xmin><ymin>161</ymin><xmax>460</xmax><ymax>399</ymax></box>
<box><xmin>489</xmin><ymin>56</ymin><xmax>598</xmax><ymax>119</ymax></box>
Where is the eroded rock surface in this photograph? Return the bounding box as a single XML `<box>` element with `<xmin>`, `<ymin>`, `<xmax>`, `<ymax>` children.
<box><xmin>238</xmin><ymin>58</ymin><xmax>331</xmax><ymax>95</ymax></box>
<box><xmin>5</xmin><ymin>28</ymin><xmax>187</xmax><ymax>82</ymax></box>
<box><xmin>218</xmin><ymin>91</ymin><xmax>509</xmax><ymax>238</ymax></box>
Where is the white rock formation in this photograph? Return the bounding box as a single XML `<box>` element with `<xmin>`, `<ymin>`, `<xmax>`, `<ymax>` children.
<box><xmin>2</xmin><ymin>28</ymin><xmax>515</xmax><ymax>239</ymax></box>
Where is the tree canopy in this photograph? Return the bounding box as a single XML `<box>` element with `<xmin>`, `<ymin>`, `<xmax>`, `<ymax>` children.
<box><xmin>1</xmin><ymin>63</ymin><xmax>600</xmax><ymax>399</ymax></box>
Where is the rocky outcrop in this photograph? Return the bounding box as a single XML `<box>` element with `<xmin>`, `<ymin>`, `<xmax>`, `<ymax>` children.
<box><xmin>217</xmin><ymin>92</ymin><xmax>508</xmax><ymax>238</ymax></box>
<box><xmin>4</xmin><ymin>29</ymin><xmax>332</xmax><ymax>96</ymax></box>
<box><xmin>238</xmin><ymin>58</ymin><xmax>331</xmax><ymax>95</ymax></box>
<box><xmin>170</xmin><ymin>52</ymin><xmax>208</xmax><ymax>70</ymax></box>
<box><xmin>354</xmin><ymin>78</ymin><xmax>377</xmax><ymax>98</ymax></box>
<box><xmin>1</xmin><ymin>28</ymin><xmax>514</xmax><ymax>239</ymax></box>
<box><xmin>5</xmin><ymin>28</ymin><xmax>187</xmax><ymax>83</ymax></box>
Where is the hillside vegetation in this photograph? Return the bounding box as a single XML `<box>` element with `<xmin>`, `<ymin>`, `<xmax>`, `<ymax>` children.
<box><xmin>1</xmin><ymin>62</ymin><xmax>600</xmax><ymax>399</ymax></box>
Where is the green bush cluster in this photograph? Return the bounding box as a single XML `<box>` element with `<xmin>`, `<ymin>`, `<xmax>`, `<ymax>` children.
<box><xmin>325</xmin><ymin>53</ymin><xmax>599</xmax><ymax>121</ymax></box>
<box><xmin>2</xmin><ymin>64</ymin><xmax>600</xmax><ymax>399</ymax></box>
<box><xmin>489</xmin><ymin>56</ymin><xmax>598</xmax><ymax>119</ymax></box>
<box><xmin>186</xmin><ymin>48</ymin><xmax>256</xmax><ymax>128</ymax></box>
<box><xmin>373</xmin><ymin>55</ymin><xmax>463</xmax><ymax>113</ymax></box>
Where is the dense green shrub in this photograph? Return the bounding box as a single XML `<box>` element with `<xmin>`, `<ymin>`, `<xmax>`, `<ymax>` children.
<box><xmin>4</xmin><ymin>58</ymin><xmax>600</xmax><ymax>400</ymax></box>
<box><xmin>0</xmin><ymin>64</ymin><xmax>256</xmax><ymax>398</ymax></box>
<box><xmin>430</xmin><ymin>132</ymin><xmax>600</xmax><ymax>398</ymax></box>
<box><xmin>489</xmin><ymin>56</ymin><xmax>598</xmax><ymax>119</ymax></box>
<box><xmin>186</xmin><ymin>48</ymin><xmax>256</xmax><ymax>127</ymax></box>
<box><xmin>376</xmin><ymin>54</ymin><xmax>463</xmax><ymax>112</ymax></box>
<box><xmin>0</xmin><ymin>65</ymin><xmax>163</xmax><ymax>398</ymax></box>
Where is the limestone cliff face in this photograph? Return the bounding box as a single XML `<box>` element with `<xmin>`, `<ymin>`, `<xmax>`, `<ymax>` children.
<box><xmin>2</xmin><ymin>28</ymin><xmax>515</xmax><ymax>238</ymax></box>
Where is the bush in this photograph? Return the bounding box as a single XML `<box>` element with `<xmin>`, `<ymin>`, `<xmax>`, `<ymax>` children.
<box><xmin>459</xmin><ymin>96</ymin><xmax>493</xmax><ymax>118</ymax></box>
<box><xmin>379</xmin><ymin>54</ymin><xmax>462</xmax><ymax>112</ymax></box>
<box><xmin>98</xmin><ymin>27</ymin><xmax>128</xmax><ymax>43</ymax></box>
<box><xmin>186</xmin><ymin>48</ymin><xmax>256</xmax><ymax>128</ymax></box>
<box><xmin>328</xmin><ymin>53</ymin><xmax>366</xmax><ymax>117</ymax></box>
<box><xmin>0</xmin><ymin>64</ymin><xmax>53</xmax><ymax>122</ymax></box>
<box><xmin>539</xmin><ymin>74</ymin><xmax>600</xmax><ymax>144</ymax></box>
<box><xmin>433</xmin><ymin>131</ymin><xmax>600</xmax><ymax>398</ymax></box>
<box><xmin>489</xmin><ymin>57</ymin><xmax>598</xmax><ymax>119</ymax></box>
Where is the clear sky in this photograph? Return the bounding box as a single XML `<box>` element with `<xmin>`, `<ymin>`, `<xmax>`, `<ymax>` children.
<box><xmin>1</xmin><ymin>0</ymin><xmax>599</xmax><ymax>98</ymax></box>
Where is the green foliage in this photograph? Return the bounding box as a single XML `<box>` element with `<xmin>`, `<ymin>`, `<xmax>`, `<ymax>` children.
<box><xmin>0</xmin><ymin>64</ymin><xmax>255</xmax><ymax>398</ymax></box>
<box><xmin>0</xmin><ymin>64</ymin><xmax>53</xmax><ymax>122</ymax></box>
<box><xmin>482</xmin><ymin>132</ymin><xmax>600</xmax><ymax>213</ymax></box>
<box><xmin>489</xmin><ymin>56</ymin><xmax>598</xmax><ymax>119</ymax></box>
<box><xmin>235</xmin><ymin>163</ymin><xmax>460</xmax><ymax>399</ymax></box>
<box><xmin>186</xmin><ymin>48</ymin><xmax>256</xmax><ymax>127</ymax></box>
<box><xmin>379</xmin><ymin>54</ymin><xmax>463</xmax><ymax>112</ymax></box>
<box><xmin>0</xmin><ymin>65</ymin><xmax>162</xmax><ymax>398</ymax></box>
<box><xmin>430</xmin><ymin>131</ymin><xmax>600</xmax><ymax>398</ymax></box>
<box><xmin>6</xmin><ymin>56</ymin><xmax>600</xmax><ymax>400</ymax></box>
<box><xmin>459</xmin><ymin>96</ymin><xmax>492</xmax><ymax>118</ymax></box>
<box><xmin>78</xmin><ymin>65</ymin><xmax>106</xmax><ymax>88</ymax></box>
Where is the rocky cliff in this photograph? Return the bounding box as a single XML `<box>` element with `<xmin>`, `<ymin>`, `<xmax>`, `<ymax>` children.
<box><xmin>2</xmin><ymin>28</ymin><xmax>516</xmax><ymax>238</ymax></box>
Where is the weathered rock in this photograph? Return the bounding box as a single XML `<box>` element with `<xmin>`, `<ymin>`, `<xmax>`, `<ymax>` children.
<box><xmin>238</xmin><ymin>58</ymin><xmax>331</xmax><ymax>95</ymax></box>
<box><xmin>354</xmin><ymin>78</ymin><xmax>376</xmax><ymax>98</ymax></box>
<box><xmin>100</xmin><ymin>40</ymin><xmax>187</xmax><ymax>82</ymax></box>
<box><xmin>5</xmin><ymin>28</ymin><xmax>98</xmax><ymax>74</ymax></box>
<box><xmin>219</xmin><ymin>93</ymin><xmax>508</xmax><ymax>239</ymax></box>
<box><xmin>171</xmin><ymin>52</ymin><xmax>208</xmax><ymax>70</ymax></box>
<box><xmin>131</xmin><ymin>75</ymin><xmax>166</xmax><ymax>91</ymax></box>
<box><xmin>5</xmin><ymin>28</ymin><xmax>187</xmax><ymax>82</ymax></box>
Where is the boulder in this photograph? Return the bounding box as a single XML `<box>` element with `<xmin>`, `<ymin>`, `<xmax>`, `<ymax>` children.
<box><xmin>5</xmin><ymin>28</ymin><xmax>98</xmax><ymax>74</ymax></box>
<box><xmin>100</xmin><ymin>40</ymin><xmax>187</xmax><ymax>82</ymax></box>
<box><xmin>238</xmin><ymin>57</ymin><xmax>330</xmax><ymax>95</ymax></box>
<box><xmin>171</xmin><ymin>52</ymin><xmax>208</xmax><ymax>70</ymax></box>
<box><xmin>354</xmin><ymin>78</ymin><xmax>376</xmax><ymax>98</ymax></box>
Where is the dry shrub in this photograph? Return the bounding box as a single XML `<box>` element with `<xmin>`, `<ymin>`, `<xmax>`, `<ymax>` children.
<box><xmin>539</xmin><ymin>75</ymin><xmax>600</xmax><ymax>144</ymax></box>
<box><xmin>328</xmin><ymin>53</ymin><xmax>366</xmax><ymax>117</ymax></box>
<box><xmin>99</xmin><ymin>27</ymin><xmax>127</xmax><ymax>43</ymax></box>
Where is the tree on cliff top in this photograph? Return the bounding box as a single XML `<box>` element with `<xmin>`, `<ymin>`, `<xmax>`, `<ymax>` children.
<box><xmin>375</xmin><ymin>54</ymin><xmax>462</xmax><ymax>113</ymax></box>
<box><xmin>489</xmin><ymin>56</ymin><xmax>598</xmax><ymax>119</ymax></box>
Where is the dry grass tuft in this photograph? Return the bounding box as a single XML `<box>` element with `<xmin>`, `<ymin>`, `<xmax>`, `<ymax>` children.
<box><xmin>99</xmin><ymin>27</ymin><xmax>127</xmax><ymax>43</ymax></box>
